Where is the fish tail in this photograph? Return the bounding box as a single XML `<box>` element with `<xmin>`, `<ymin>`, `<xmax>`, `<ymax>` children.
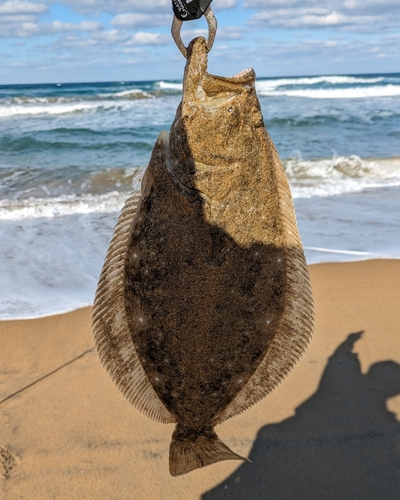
<box><xmin>169</xmin><ymin>424</ymin><xmax>249</xmax><ymax>476</ymax></box>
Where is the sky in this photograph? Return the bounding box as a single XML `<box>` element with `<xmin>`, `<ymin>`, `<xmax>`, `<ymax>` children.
<box><xmin>0</xmin><ymin>0</ymin><xmax>399</xmax><ymax>84</ymax></box>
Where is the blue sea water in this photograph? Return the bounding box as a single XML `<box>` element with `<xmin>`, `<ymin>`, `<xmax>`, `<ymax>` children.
<box><xmin>0</xmin><ymin>73</ymin><xmax>399</xmax><ymax>319</ymax></box>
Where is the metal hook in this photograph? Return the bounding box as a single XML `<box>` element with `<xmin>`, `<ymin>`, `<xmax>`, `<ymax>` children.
<box><xmin>171</xmin><ymin>6</ymin><xmax>217</xmax><ymax>59</ymax></box>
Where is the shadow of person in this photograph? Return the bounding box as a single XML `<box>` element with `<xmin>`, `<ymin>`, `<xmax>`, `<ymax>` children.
<box><xmin>203</xmin><ymin>332</ymin><xmax>400</xmax><ymax>500</ymax></box>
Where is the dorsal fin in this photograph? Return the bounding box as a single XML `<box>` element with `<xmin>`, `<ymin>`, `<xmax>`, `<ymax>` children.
<box><xmin>215</xmin><ymin>134</ymin><xmax>314</xmax><ymax>424</ymax></box>
<box><xmin>92</xmin><ymin>186</ymin><xmax>176</xmax><ymax>424</ymax></box>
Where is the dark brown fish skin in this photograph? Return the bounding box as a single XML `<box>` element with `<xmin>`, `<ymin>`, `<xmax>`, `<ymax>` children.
<box><xmin>125</xmin><ymin>136</ymin><xmax>286</xmax><ymax>425</ymax></box>
<box><xmin>125</xmin><ymin>37</ymin><xmax>312</xmax><ymax>475</ymax></box>
<box><xmin>93</xmin><ymin>36</ymin><xmax>314</xmax><ymax>477</ymax></box>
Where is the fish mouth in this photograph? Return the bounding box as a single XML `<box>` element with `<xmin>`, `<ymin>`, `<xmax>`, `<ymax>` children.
<box><xmin>170</xmin><ymin>36</ymin><xmax>257</xmax><ymax>141</ymax></box>
<box><xmin>168</xmin><ymin>37</ymin><xmax>260</xmax><ymax>200</ymax></box>
<box><xmin>182</xmin><ymin>37</ymin><xmax>255</xmax><ymax>110</ymax></box>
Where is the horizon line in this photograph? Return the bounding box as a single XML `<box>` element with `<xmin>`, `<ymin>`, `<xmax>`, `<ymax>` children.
<box><xmin>1</xmin><ymin>71</ymin><xmax>399</xmax><ymax>87</ymax></box>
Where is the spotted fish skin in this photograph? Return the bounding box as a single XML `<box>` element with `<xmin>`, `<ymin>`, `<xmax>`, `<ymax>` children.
<box><xmin>92</xmin><ymin>37</ymin><xmax>314</xmax><ymax>476</ymax></box>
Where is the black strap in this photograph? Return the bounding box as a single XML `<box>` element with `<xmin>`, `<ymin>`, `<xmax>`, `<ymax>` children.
<box><xmin>171</xmin><ymin>0</ymin><xmax>213</xmax><ymax>21</ymax></box>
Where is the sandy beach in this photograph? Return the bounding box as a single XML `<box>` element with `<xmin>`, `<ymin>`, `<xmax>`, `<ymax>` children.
<box><xmin>1</xmin><ymin>259</ymin><xmax>399</xmax><ymax>499</ymax></box>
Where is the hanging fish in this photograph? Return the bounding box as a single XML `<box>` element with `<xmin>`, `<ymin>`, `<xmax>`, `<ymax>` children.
<box><xmin>92</xmin><ymin>37</ymin><xmax>314</xmax><ymax>477</ymax></box>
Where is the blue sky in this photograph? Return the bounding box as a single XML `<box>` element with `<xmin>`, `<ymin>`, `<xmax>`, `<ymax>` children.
<box><xmin>1</xmin><ymin>0</ymin><xmax>399</xmax><ymax>84</ymax></box>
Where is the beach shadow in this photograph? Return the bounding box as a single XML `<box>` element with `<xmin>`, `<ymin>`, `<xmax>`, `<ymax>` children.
<box><xmin>203</xmin><ymin>332</ymin><xmax>400</xmax><ymax>500</ymax></box>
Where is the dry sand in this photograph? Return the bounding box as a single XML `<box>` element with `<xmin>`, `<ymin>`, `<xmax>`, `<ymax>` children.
<box><xmin>1</xmin><ymin>260</ymin><xmax>399</xmax><ymax>499</ymax></box>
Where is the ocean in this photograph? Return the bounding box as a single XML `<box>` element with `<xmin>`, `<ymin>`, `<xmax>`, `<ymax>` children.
<box><xmin>0</xmin><ymin>73</ymin><xmax>399</xmax><ymax>319</ymax></box>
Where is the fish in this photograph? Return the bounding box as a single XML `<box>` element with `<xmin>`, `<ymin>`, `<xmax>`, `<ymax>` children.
<box><xmin>92</xmin><ymin>36</ymin><xmax>314</xmax><ymax>477</ymax></box>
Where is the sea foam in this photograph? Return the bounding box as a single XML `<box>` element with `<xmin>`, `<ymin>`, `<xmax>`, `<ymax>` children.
<box><xmin>1</xmin><ymin>157</ymin><xmax>399</xmax><ymax>221</ymax></box>
<box><xmin>0</xmin><ymin>75</ymin><xmax>399</xmax><ymax>319</ymax></box>
<box><xmin>156</xmin><ymin>81</ymin><xmax>183</xmax><ymax>90</ymax></box>
<box><xmin>0</xmin><ymin>192</ymin><xmax>127</xmax><ymax>221</ymax></box>
<box><xmin>1</xmin><ymin>185</ymin><xmax>400</xmax><ymax>320</ymax></box>
<box><xmin>0</xmin><ymin>101</ymin><xmax>117</xmax><ymax>118</ymax></box>
<box><xmin>256</xmin><ymin>83</ymin><xmax>400</xmax><ymax>99</ymax></box>
<box><xmin>0</xmin><ymin>155</ymin><xmax>400</xmax><ymax>221</ymax></box>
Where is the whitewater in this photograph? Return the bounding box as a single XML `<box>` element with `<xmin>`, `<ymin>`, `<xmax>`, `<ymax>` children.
<box><xmin>0</xmin><ymin>73</ymin><xmax>399</xmax><ymax>319</ymax></box>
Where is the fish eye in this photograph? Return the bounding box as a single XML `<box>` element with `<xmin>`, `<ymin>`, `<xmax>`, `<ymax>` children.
<box><xmin>228</xmin><ymin>107</ymin><xmax>234</xmax><ymax>113</ymax></box>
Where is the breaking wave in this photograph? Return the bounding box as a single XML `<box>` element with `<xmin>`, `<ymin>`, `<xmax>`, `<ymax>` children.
<box><xmin>259</xmin><ymin>85</ymin><xmax>400</xmax><ymax>99</ymax></box>
<box><xmin>0</xmin><ymin>100</ymin><xmax>126</xmax><ymax>118</ymax></box>
<box><xmin>1</xmin><ymin>156</ymin><xmax>400</xmax><ymax>220</ymax></box>
<box><xmin>0</xmin><ymin>192</ymin><xmax>127</xmax><ymax>221</ymax></box>
<box><xmin>2</xmin><ymin>74</ymin><xmax>399</xmax><ymax>119</ymax></box>
<box><xmin>285</xmin><ymin>156</ymin><xmax>400</xmax><ymax>197</ymax></box>
<box><xmin>255</xmin><ymin>73</ymin><xmax>400</xmax><ymax>98</ymax></box>
<box><xmin>155</xmin><ymin>80</ymin><xmax>183</xmax><ymax>90</ymax></box>
<box><xmin>0</xmin><ymin>86</ymin><xmax>177</xmax><ymax>117</ymax></box>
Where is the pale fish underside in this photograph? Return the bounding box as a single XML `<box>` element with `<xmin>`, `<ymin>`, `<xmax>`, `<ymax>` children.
<box><xmin>92</xmin><ymin>37</ymin><xmax>314</xmax><ymax>477</ymax></box>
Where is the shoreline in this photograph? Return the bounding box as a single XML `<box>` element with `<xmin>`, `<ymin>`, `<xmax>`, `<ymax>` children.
<box><xmin>1</xmin><ymin>259</ymin><xmax>400</xmax><ymax>498</ymax></box>
<box><xmin>1</xmin><ymin>256</ymin><xmax>400</xmax><ymax>322</ymax></box>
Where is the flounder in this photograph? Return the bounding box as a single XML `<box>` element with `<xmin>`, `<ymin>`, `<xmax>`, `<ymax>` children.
<box><xmin>93</xmin><ymin>37</ymin><xmax>314</xmax><ymax>476</ymax></box>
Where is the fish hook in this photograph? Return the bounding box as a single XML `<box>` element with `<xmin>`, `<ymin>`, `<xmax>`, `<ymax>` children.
<box><xmin>171</xmin><ymin>6</ymin><xmax>218</xmax><ymax>59</ymax></box>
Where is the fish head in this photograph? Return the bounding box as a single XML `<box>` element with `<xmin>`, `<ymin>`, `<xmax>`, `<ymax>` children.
<box><xmin>170</xmin><ymin>37</ymin><xmax>265</xmax><ymax>169</ymax></box>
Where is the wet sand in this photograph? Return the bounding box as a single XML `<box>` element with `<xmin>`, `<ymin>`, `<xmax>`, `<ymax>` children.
<box><xmin>1</xmin><ymin>260</ymin><xmax>399</xmax><ymax>499</ymax></box>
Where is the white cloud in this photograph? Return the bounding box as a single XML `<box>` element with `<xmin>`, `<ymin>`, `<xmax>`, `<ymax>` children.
<box><xmin>180</xmin><ymin>28</ymin><xmax>208</xmax><ymax>39</ymax></box>
<box><xmin>181</xmin><ymin>25</ymin><xmax>243</xmax><ymax>41</ymax></box>
<box><xmin>245</xmin><ymin>0</ymin><xmax>303</xmax><ymax>6</ymax></box>
<box><xmin>0</xmin><ymin>0</ymin><xmax>48</xmax><ymax>32</ymax></box>
<box><xmin>53</xmin><ymin>0</ymin><xmax>236</xmax><ymax>15</ymax></box>
<box><xmin>64</xmin><ymin>29</ymin><xmax>129</xmax><ymax>46</ymax></box>
<box><xmin>246</xmin><ymin>0</ymin><xmax>400</xmax><ymax>32</ymax></box>
<box><xmin>229</xmin><ymin>32</ymin><xmax>400</xmax><ymax>77</ymax></box>
<box><xmin>55</xmin><ymin>0</ymin><xmax>170</xmax><ymax>15</ymax></box>
<box><xmin>0</xmin><ymin>14</ymin><xmax>39</xmax><ymax>23</ymax></box>
<box><xmin>127</xmin><ymin>32</ymin><xmax>168</xmax><ymax>45</ymax></box>
<box><xmin>56</xmin><ymin>29</ymin><xmax>168</xmax><ymax>51</ymax></box>
<box><xmin>111</xmin><ymin>13</ymin><xmax>170</xmax><ymax>28</ymax></box>
<box><xmin>251</xmin><ymin>9</ymin><xmax>351</xmax><ymax>29</ymax></box>
<box><xmin>121</xmin><ymin>47</ymin><xmax>144</xmax><ymax>54</ymax></box>
<box><xmin>51</xmin><ymin>20</ymin><xmax>101</xmax><ymax>31</ymax></box>
<box><xmin>0</xmin><ymin>0</ymin><xmax>102</xmax><ymax>38</ymax></box>
<box><xmin>214</xmin><ymin>0</ymin><xmax>237</xmax><ymax>9</ymax></box>
<box><xmin>0</xmin><ymin>1</ymin><xmax>47</xmax><ymax>14</ymax></box>
<box><xmin>2</xmin><ymin>0</ymin><xmax>399</xmax><ymax>83</ymax></box>
<box><xmin>216</xmin><ymin>26</ymin><xmax>244</xmax><ymax>40</ymax></box>
<box><xmin>344</xmin><ymin>0</ymin><xmax>400</xmax><ymax>10</ymax></box>
<box><xmin>0</xmin><ymin>19</ymin><xmax>102</xmax><ymax>37</ymax></box>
